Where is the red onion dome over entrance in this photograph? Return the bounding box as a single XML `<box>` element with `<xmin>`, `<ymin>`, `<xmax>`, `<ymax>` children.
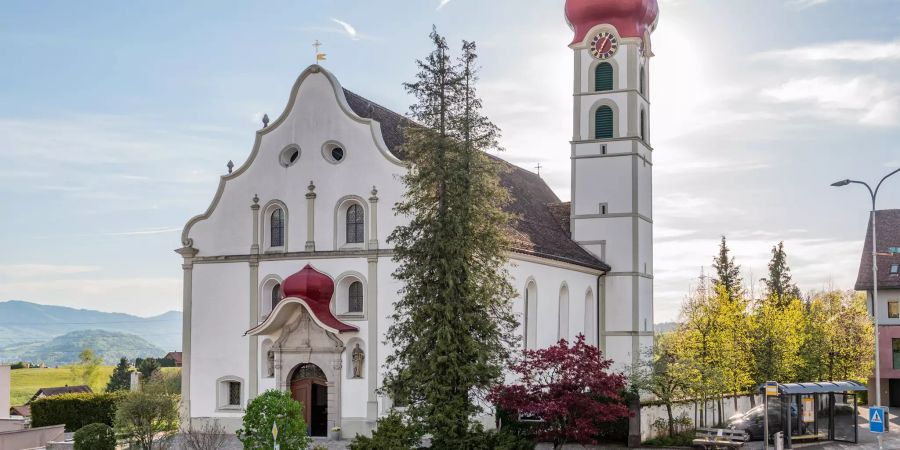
<box><xmin>280</xmin><ymin>264</ymin><xmax>357</xmax><ymax>333</ymax></box>
<box><xmin>565</xmin><ymin>0</ymin><xmax>659</xmax><ymax>45</ymax></box>
<box><xmin>283</xmin><ymin>264</ymin><xmax>335</xmax><ymax>303</ymax></box>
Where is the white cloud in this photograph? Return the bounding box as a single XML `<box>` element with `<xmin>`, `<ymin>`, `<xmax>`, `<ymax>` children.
<box><xmin>763</xmin><ymin>76</ymin><xmax>900</xmax><ymax>126</ymax></box>
<box><xmin>0</xmin><ymin>264</ymin><xmax>100</xmax><ymax>279</ymax></box>
<box><xmin>756</xmin><ymin>39</ymin><xmax>900</xmax><ymax>62</ymax></box>
<box><xmin>786</xmin><ymin>0</ymin><xmax>830</xmax><ymax>9</ymax></box>
<box><xmin>330</xmin><ymin>18</ymin><xmax>359</xmax><ymax>40</ymax></box>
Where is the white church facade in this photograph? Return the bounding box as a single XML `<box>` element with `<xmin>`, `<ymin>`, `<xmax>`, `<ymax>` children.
<box><xmin>177</xmin><ymin>0</ymin><xmax>658</xmax><ymax>436</ymax></box>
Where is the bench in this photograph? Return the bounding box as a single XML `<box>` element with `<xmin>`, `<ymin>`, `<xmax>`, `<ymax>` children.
<box><xmin>692</xmin><ymin>428</ymin><xmax>749</xmax><ymax>449</ymax></box>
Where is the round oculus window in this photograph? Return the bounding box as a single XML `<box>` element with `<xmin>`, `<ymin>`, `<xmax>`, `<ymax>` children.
<box><xmin>322</xmin><ymin>142</ymin><xmax>346</xmax><ymax>164</ymax></box>
<box><xmin>279</xmin><ymin>146</ymin><xmax>301</xmax><ymax>167</ymax></box>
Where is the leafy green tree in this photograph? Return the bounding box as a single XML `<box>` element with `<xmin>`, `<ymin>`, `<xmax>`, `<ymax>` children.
<box><xmin>106</xmin><ymin>357</ymin><xmax>132</xmax><ymax>392</ymax></box>
<box><xmin>750</xmin><ymin>298</ymin><xmax>805</xmax><ymax>384</ymax></box>
<box><xmin>631</xmin><ymin>334</ymin><xmax>687</xmax><ymax>437</ymax></box>
<box><xmin>799</xmin><ymin>290</ymin><xmax>873</xmax><ymax>382</ymax></box>
<box><xmin>762</xmin><ymin>242</ymin><xmax>802</xmax><ymax>308</ymax></box>
<box><xmin>384</xmin><ymin>29</ymin><xmax>517</xmax><ymax>448</ymax></box>
<box><xmin>712</xmin><ymin>236</ymin><xmax>743</xmax><ymax>301</ymax></box>
<box><xmin>70</xmin><ymin>348</ymin><xmax>104</xmax><ymax>390</ymax></box>
<box><xmin>114</xmin><ymin>390</ymin><xmax>179</xmax><ymax>450</ymax></box>
<box><xmin>348</xmin><ymin>412</ymin><xmax>421</xmax><ymax>450</ymax></box>
<box><xmin>237</xmin><ymin>390</ymin><xmax>309</xmax><ymax>450</ymax></box>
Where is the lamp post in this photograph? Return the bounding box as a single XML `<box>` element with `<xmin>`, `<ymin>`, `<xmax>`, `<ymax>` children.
<box><xmin>832</xmin><ymin>167</ymin><xmax>900</xmax><ymax>449</ymax></box>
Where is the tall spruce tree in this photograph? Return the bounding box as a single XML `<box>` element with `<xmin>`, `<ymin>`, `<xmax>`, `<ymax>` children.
<box><xmin>384</xmin><ymin>29</ymin><xmax>517</xmax><ymax>448</ymax></box>
<box><xmin>106</xmin><ymin>357</ymin><xmax>132</xmax><ymax>392</ymax></box>
<box><xmin>712</xmin><ymin>236</ymin><xmax>743</xmax><ymax>301</ymax></box>
<box><xmin>763</xmin><ymin>241</ymin><xmax>801</xmax><ymax>308</ymax></box>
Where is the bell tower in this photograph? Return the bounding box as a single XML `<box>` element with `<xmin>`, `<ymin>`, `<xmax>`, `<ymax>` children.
<box><xmin>565</xmin><ymin>0</ymin><xmax>658</xmax><ymax>368</ymax></box>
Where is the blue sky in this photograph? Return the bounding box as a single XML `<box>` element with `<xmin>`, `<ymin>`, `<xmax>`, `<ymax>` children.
<box><xmin>1</xmin><ymin>0</ymin><xmax>898</xmax><ymax>320</ymax></box>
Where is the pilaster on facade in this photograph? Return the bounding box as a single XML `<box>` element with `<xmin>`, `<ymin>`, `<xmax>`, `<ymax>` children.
<box><xmin>306</xmin><ymin>181</ymin><xmax>317</xmax><ymax>252</ymax></box>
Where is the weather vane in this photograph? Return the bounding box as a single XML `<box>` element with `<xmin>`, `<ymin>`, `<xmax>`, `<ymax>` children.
<box><xmin>314</xmin><ymin>40</ymin><xmax>326</xmax><ymax>63</ymax></box>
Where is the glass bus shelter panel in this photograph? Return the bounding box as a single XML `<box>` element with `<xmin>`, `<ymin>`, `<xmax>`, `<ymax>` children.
<box><xmin>815</xmin><ymin>393</ymin><xmax>832</xmax><ymax>440</ymax></box>
<box><xmin>833</xmin><ymin>393</ymin><xmax>857</xmax><ymax>443</ymax></box>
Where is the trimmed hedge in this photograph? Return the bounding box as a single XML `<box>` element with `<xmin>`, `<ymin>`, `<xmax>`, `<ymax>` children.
<box><xmin>31</xmin><ymin>392</ymin><xmax>125</xmax><ymax>432</ymax></box>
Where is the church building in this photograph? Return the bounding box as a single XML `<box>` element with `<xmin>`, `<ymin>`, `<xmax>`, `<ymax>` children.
<box><xmin>177</xmin><ymin>0</ymin><xmax>658</xmax><ymax>436</ymax></box>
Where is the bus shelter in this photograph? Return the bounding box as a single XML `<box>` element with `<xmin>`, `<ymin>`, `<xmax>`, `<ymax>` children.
<box><xmin>759</xmin><ymin>381</ymin><xmax>866</xmax><ymax>448</ymax></box>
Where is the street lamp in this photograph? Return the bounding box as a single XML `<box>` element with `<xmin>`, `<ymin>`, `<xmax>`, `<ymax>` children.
<box><xmin>831</xmin><ymin>167</ymin><xmax>900</xmax><ymax>449</ymax></box>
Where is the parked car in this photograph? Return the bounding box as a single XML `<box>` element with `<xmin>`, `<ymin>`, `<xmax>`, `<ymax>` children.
<box><xmin>727</xmin><ymin>401</ymin><xmax>797</xmax><ymax>441</ymax></box>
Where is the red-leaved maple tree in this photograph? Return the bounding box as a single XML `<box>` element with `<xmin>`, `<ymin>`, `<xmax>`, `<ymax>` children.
<box><xmin>489</xmin><ymin>335</ymin><xmax>631</xmax><ymax>449</ymax></box>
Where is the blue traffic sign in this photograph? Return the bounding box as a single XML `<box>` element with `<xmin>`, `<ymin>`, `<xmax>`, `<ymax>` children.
<box><xmin>870</xmin><ymin>406</ymin><xmax>886</xmax><ymax>434</ymax></box>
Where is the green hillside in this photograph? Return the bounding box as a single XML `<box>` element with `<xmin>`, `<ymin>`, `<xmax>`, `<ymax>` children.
<box><xmin>2</xmin><ymin>329</ymin><xmax>166</xmax><ymax>366</ymax></box>
<box><xmin>9</xmin><ymin>366</ymin><xmax>179</xmax><ymax>406</ymax></box>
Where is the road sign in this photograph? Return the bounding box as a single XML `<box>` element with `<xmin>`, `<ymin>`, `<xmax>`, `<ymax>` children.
<box><xmin>272</xmin><ymin>420</ymin><xmax>278</xmax><ymax>439</ymax></box>
<box><xmin>766</xmin><ymin>381</ymin><xmax>779</xmax><ymax>397</ymax></box>
<box><xmin>870</xmin><ymin>406</ymin><xmax>886</xmax><ymax>434</ymax></box>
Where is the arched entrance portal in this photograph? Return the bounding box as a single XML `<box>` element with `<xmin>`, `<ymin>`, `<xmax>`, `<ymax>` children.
<box><xmin>290</xmin><ymin>363</ymin><xmax>328</xmax><ymax>437</ymax></box>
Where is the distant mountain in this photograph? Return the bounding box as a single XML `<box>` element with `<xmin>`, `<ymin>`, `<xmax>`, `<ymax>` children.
<box><xmin>654</xmin><ymin>321</ymin><xmax>678</xmax><ymax>334</ymax></box>
<box><xmin>1</xmin><ymin>329</ymin><xmax>166</xmax><ymax>366</ymax></box>
<box><xmin>0</xmin><ymin>301</ymin><xmax>181</xmax><ymax>361</ymax></box>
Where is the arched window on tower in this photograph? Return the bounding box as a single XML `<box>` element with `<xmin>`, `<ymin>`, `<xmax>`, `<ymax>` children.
<box><xmin>640</xmin><ymin>110</ymin><xmax>646</xmax><ymax>142</ymax></box>
<box><xmin>595</xmin><ymin>106</ymin><xmax>614</xmax><ymax>139</ymax></box>
<box><xmin>594</xmin><ymin>62</ymin><xmax>613</xmax><ymax>92</ymax></box>
<box><xmin>640</xmin><ymin>66</ymin><xmax>646</xmax><ymax>96</ymax></box>
<box><xmin>584</xmin><ymin>289</ymin><xmax>595</xmax><ymax>346</ymax></box>
<box><xmin>270</xmin><ymin>208</ymin><xmax>285</xmax><ymax>247</ymax></box>
<box><xmin>348</xmin><ymin>281</ymin><xmax>364</xmax><ymax>314</ymax></box>
<box><xmin>271</xmin><ymin>283</ymin><xmax>282</xmax><ymax>311</ymax></box>
<box><xmin>346</xmin><ymin>204</ymin><xmax>364</xmax><ymax>244</ymax></box>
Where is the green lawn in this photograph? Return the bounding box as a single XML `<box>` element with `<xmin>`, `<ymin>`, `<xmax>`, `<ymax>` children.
<box><xmin>9</xmin><ymin>366</ymin><xmax>179</xmax><ymax>406</ymax></box>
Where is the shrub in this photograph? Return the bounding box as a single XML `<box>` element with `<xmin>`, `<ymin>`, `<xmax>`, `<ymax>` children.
<box><xmin>31</xmin><ymin>392</ymin><xmax>125</xmax><ymax>432</ymax></box>
<box><xmin>74</xmin><ymin>423</ymin><xmax>116</xmax><ymax>450</ymax></box>
<box><xmin>115</xmin><ymin>390</ymin><xmax>179</xmax><ymax>450</ymax></box>
<box><xmin>237</xmin><ymin>390</ymin><xmax>309</xmax><ymax>450</ymax></box>
<box><xmin>461</xmin><ymin>425</ymin><xmax>535</xmax><ymax>450</ymax></box>
<box><xmin>182</xmin><ymin>419</ymin><xmax>229</xmax><ymax>450</ymax></box>
<box><xmin>348</xmin><ymin>412</ymin><xmax>421</xmax><ymax>450</ymax></box>
<box><xmin>643</xmin><ymin>431</ymin><xmax>695</xmax><ymax>447</ymax></box>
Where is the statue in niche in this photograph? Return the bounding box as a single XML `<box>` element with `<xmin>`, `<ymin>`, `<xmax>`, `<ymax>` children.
<box><xmin>267</xmin><ymin>351</ymin><xmax>275</xmax><ymax>378</ymax></box>
<box><xmin>351</xmin><ymin>344</ymin><xmax>365</xmax><ymax>379</ymax></box>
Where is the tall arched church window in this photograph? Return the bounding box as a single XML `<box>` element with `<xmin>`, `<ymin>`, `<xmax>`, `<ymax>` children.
<box><xmin>558</xmin><ymin>285</ymin><xmax>570</xmax><ymax>341</ymax></box>
<box><xmin>346</xmin><ymin>204</ymin><xmax>364</xmax><ymax>244</ymax></box>
<box><xmin>271</xmin><ymin>208</ymin><xmax>285</xmax><ymax>247</ymax></box>
<box><xmin>595</xmin><ymin>106</ymin><xmax>614</xmax><ymax>140</ymax></box>
<box><xmin>640</xmin><ymin>67</ymin><xmax>646</xmax><ymax>95</ymax></box>
<box><xmin>348</xmin><ymin>281</ymin><xmax>364</xmax><ymax>314</ymax></box>
<box><xmin>594</xmin><ymin>62</ymin><xmax>613</xmax><ymax>92</ymax></box>
<box><xmin>271</xmin><ymin>283</ymin><xmax>282</xmax><ymax>310</ymax></box>
<box><xmin>584</xmin><ymin>290</ymin><xmax>594</xmax><ymax>345</ymax></box>
<box><xmin>525</xmin><ymin>281</ymin><xmax>538</xmax><ymax>349</ymax></box>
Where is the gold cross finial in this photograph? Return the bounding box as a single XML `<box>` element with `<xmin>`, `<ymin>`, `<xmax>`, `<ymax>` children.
<box><xmin>313</xmin><ymin>40</ymin><xmax>326</xmax><ymax>63</ymax></box>
<box><xmin>535</xmin><ymin>163</ymin><xmax>543</xmax><ymax>177</ymax></box>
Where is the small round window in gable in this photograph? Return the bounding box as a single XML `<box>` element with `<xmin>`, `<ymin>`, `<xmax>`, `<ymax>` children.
<box><xmin>323</xmin><ymin>141</ymin><xmax>346</xmax><ymax>164</ymax></box>
<box><xmin>279</xmin><ymin>145</ymin><xmax>301</xmax><ymax>167</ymax></box>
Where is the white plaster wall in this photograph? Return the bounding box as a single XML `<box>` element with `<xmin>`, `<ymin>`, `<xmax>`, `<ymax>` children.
<box><xmin>573</xmin><ymin>157</ymin><xmax>634</xmax><ymax>216</ymax></box>
<box><xmin>572</xmin><ymin>217</ymin><xmax>633</xmax><ymax>270</ymax></box>
<box><xmin>187</xmin><ymin>69</ymin><xmax>405</xmax><ymax>257</ymax></box>
<box><xmin>605</xmin><ymin>276</ymin><xmax>634</xmax><ymax>332</ymax></box>
<box><xmin>573</xmin><ymin>140</ymin><xmax>632</xmax><ymax>157</ymax></box>
<box><xmin>640</xmin><ymin>395</ymin><xmax>762</xmax><ymax>441</ymax></box>
<box><xmin>870</xmin><ymin>289</ymin><xmax>900</xmax><ymax>325</ymax></box>
<box><xmin>191</xmin><ymin>263</ymin><xmax>250</xmax><ymax>419</ymax></box>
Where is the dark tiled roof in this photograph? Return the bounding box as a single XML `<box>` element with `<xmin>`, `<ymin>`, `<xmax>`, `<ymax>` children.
<box><xmin>343</xmin><ymin>89</ymin><xmax>609</xmax><ymax>271</ymax></box>
<box><xmin>28</xmin><ymin>385</ymin><xmax>92</xmax><ymax>404</ymax></box>
<box><xmin>856</xmin><ymin>209</ymin><xmax>900</xmax><ymax>290</ymax></box>
<box><xmin>10</xmin><ymin>405</ymin><xmax>31</xmax><ymax>417</ymax></box>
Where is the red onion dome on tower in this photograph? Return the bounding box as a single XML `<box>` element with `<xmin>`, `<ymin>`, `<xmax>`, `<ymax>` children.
<box><xmin>280</xmin><ymin>264</ymin><xmax>357</xmax><ymax>333</ymax></box>
<box><xmin>565</xmin><ymin>0</ymin><xmax>659</xmax><ymax>45</ymax></box>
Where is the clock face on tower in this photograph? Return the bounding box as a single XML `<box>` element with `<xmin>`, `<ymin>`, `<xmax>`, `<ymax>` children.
<box><xmin>591</xmin><ymin>32</ymin><xmax>618</xmax><ymax>60</ymax></box>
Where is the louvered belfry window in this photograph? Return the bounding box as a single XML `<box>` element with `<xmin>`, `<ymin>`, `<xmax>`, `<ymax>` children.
<box><xmin>346</xmin><ymin>204</ymin><xmax>364</xmax><ymax>244</ymax></box>
<box><xmin>270</xmin><ymin>208</ymin><xmax>284</xmax><ymax>247</ymax></box>
<box><xmin>595</xmin><ymin>62</ymin><xmax>613</xmax><ymax>92</ymax></box>
<box><xmin>595</xmin><ymin>106</ymin><xmax>614</xmax><ymax>139</ymax></box>
<box><xmin>349</xmin><ymin>281</ymin><xmax>363</xmax><ymax>313</ymax></box>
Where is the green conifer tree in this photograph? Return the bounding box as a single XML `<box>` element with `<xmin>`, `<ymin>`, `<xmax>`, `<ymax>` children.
<box><xmin>712</xmin><ymin>236</ymin><xmax>743</xmax><ymax>301</ymax></box>
<box><xmin>763</xmin><ymin>241</ymin><xmax>802</xmax><ymax>308</ymax></box>
<box><xmin>106</xmin><ymin>357</ymin><xmax>132</xmax><ymax>392</ymax></box>
<box><xmin>384</xmin><ymin>28</ymin><xmax>517</xmax><ymax>448</ymax></box>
